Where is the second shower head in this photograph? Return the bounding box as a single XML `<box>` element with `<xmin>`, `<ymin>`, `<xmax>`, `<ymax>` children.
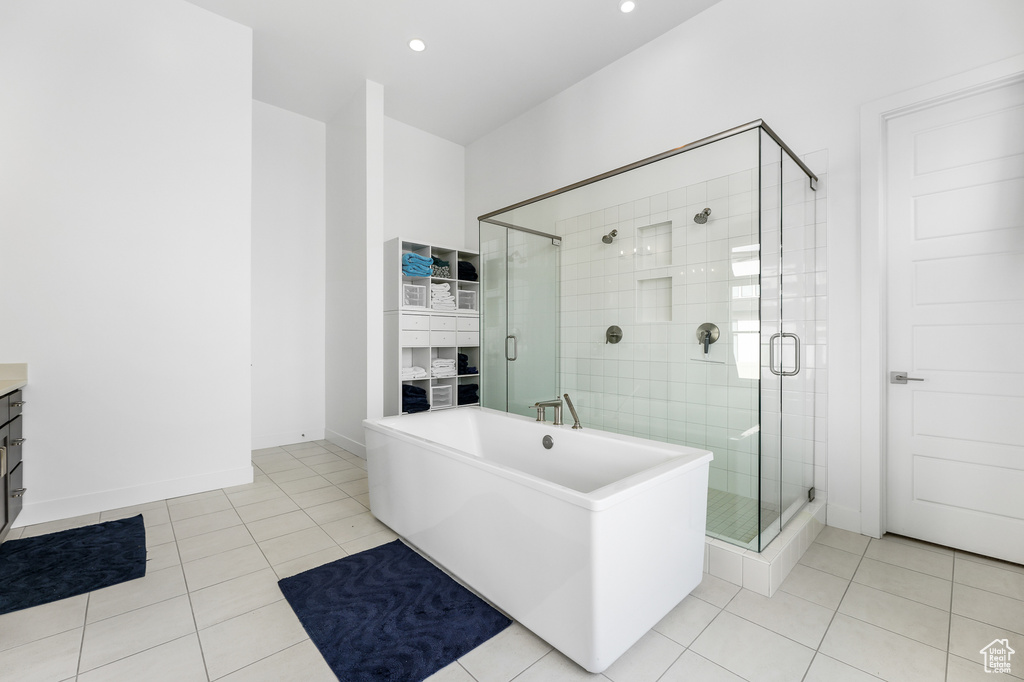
<box><xmin>694</xmin><ymin>208</ymin><xmax>712</xmax><ymax>224</ymax></box>
<box><xmin>601</xmin><ymin>229</ymin><xmax>618</xmax><ymax>244</ymax></box>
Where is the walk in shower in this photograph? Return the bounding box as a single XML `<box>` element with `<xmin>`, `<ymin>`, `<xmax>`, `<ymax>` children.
<box><xmin>479</xmin><ymin>121</ymin><xmax>822</xmax><ymax>552</ymax></box>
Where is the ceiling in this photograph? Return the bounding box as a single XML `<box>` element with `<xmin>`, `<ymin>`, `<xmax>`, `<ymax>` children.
<box><xmin>184</xmin><ymin>0</ymin><xmax>721</xmax><ymax>145</ymax></box>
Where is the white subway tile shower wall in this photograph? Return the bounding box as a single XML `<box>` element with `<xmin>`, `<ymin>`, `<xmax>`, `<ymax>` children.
<box><xmin>556</xmin><ymin>151</ymin><xmax>828</xmax><ymax>546</ymax></box>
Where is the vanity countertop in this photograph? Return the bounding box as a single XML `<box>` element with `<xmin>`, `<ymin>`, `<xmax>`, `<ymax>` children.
<box><xmin>0</xmin><ymin>363</ymin><xmax>27</xmax><ymax>395</ymax></box>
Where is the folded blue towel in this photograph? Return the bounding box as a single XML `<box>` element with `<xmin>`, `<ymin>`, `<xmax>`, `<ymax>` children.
<box><xmin>403</xmin><ymin>252</ymin><xmax>433</xmax><ymax>265</ymax></box>
<box><xmin>403</xmin><ymin>264</ymin><xmax>432</xmax><ymax>276</ymax></box>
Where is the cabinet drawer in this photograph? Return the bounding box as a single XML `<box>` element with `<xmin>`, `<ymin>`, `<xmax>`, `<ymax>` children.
<box><xmin>430</xmin><ymin>316</ymin><xmax>456</xmax><ymax>331</ymax></box>
<box><xmin>430</xmin><ymin>331</ymin><xmax>456</xmax><ymax>347</ymax></box>
<box><xmin>400</xmin><ymin>330</ymin><xmax>429</xmax><ymax>347</ymax></box>
<box><xmin>0</xmin><ymin>392</ymin><xmax>7</xmax><ymax>426</ymax></box>
<box><xmin>457</xmin><ymin>332</ymin><xmax>480</xmax><ymax>346</ymax></box>
<box><xmin>9</xmin><ymin>462</ymin><xmax>24</xmax><ymax>524</ymax></box>
<box><xmin>6</xmin><ymin>415</ymin><xmax>22</xmax><ymax>471</ymax></box>
<box><xmin>456</xmin><ymin>317</ymin><xmax>479</xmax><ymax>332</ymax></box>
<box><xmin>400</xmin><ymin>314</ymin><xmax>429</xmax><ymax>331</ymax></box>
<box><xmin>7</xmin><ymin>390</ymin><xmax>22</xmax><ymax>420</ymax></box>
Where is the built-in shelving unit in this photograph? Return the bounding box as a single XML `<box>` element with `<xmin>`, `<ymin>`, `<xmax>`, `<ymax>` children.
<box><xmin>384</xmin><ymin>238</ymin><xmax>481</xmax><ymax>416</ymax></box>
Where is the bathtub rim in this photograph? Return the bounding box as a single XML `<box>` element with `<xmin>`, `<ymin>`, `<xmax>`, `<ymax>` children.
<box><xmin>363</xmin><ymin>407</ymin><xmax>712</xmax><ymax>512</ymax></box>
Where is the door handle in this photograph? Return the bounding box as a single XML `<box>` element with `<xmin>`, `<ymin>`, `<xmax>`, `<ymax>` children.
<box><xmin>768</xmin><ymin>332</ymin><xmax>801</xmax><ymax>376</ymax></box>
<box><xmin>890</xmin><ymin>371</ymin><xmax>924</xmax><ymax>384</ymax></box>
<box><xmin>506</xmin><ymin>335</ymin><xmax>518</xmax><ymax>361</ymax></box>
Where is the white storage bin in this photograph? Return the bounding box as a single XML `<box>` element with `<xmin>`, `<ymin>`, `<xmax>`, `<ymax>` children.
<box><xmin>400</xmin><ymin>314</ymin><xmax>430</xmax><ymax>330</ymax></box>
<box><xmin>456</xmin><ymin>317</ymin><xmax>479</xmax><ymax>331</ymax></box>
<box><xmin>400</xmin><ymin>331</ymin><xmax>429</xmax><ymax>347</ymax></box>
<box><xmin>431</xmin><ymin>385</ymin><xmax>453</xmax><ymax>409</ymax></box>
<box><xmin>431</xmin><ymin>331</ymin><xmax>456</xmax><ymax>347</ymax></box>
<box><xmin>430</xmin><ymin>315</ymin><xmax>456</xmax><ymax>331</ymax></box>
<box><xmin>457</xmin><ymin>290</ymin><xmax>477</xmax><ymax>312</ymax></box>
<box><xmin>457</xmin><ymin>332</ymin><xmax>480</xmax><ymax>347</ymax></box>
<box><xmin>403</xmin><ymin>284</ymin><xmax>427</xmax><ymax>308</ymax></box>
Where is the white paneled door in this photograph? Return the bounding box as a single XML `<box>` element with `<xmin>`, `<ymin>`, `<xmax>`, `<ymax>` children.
<box><xmin>885</xmin><ymin>74</ymin><xmax>1024</xmax><ymax>564</ymax></box>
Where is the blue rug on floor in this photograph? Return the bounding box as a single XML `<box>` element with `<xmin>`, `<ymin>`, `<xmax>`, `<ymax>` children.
<box><xmin>279</xmin><ymin>539</ymin><xmax>511</xmax><ymax>682</ymax></box>
<box><xmin>0</xmin><ymin>514</ymin><xmax>147</xmax><ymax>616</ymax></box>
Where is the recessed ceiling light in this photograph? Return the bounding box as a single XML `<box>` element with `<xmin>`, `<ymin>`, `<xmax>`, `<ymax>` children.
<box><xmin>409</xmin><ymin>38</ymin><xmax>426</xmax><ymax>52</ymax></box>
<box><xmin>619</xmin><ymin>0</ymin><xmax>636</xmax><ymax>13</ymax></box>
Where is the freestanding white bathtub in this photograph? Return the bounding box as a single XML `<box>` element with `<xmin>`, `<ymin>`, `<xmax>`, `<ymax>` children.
<box><xmin>363</xmin><ymin>407</ymin><xmax>712</xmax><ymax>673</ymax></box>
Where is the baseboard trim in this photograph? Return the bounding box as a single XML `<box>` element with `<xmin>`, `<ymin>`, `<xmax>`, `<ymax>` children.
<box><xmin>14</xmin><ymin>465</ymin><xmax>254</xmax><ymax>528</ymax></box>
<box><xmin>326</xmin><ymin>428</ymin><xmax>366</xmax><ymax>459</ymax></box>
<box><xmin>826</xmin><ymin>503</ymin><xmax>865</xmax><ymax>536</ymax></box>
<box><xmin>252</xmin><ymin>428</ymin><xmax>327</xmax><ymax>451</ymax></box>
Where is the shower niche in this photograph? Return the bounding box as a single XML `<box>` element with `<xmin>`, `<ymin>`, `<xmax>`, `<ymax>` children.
<box><xmin>480</xmin><ymin>120</ymin><xmax>824</xmax><ymax>557</ymax></box>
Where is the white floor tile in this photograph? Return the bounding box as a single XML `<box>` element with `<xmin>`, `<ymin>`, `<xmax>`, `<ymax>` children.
<box><xmin>168</xmin><ymin>494</ymin><xmax>233</xmax><ymax>522</ymax></box>
<box><xmin>659</xmin><ymin>650</ymin><xmax>746</xmax><ymax>682</ymax></box>
<box><xmin>76</xmin><ymin>633</ymin><xmax>208</xmax><ymax>682</ymax></box>
<box><xmin>216</xmin><ymin>639</ymin><xmax>337</xmax><ymax>682</ymax></box>
<box><xmin>79</xmin><ymin>594</ymin><xmax>196</xmax><ymax>672</ymax></box>
<box><xmin>652</xmin><ymin>594</ymin><xmax>721</xmax><ymax>647</ymax></box>
<box><xmin>0</xmin><ymin>594</ymin><xmax>87</xmax><ymax>653</ymax></box>
<box><xmin>189</xmin><ymin>567</ymin><xmax>285</xmax><ymax>630</ymax></box>
<box><xmin>798</xmin><ymin>542</ymin><xmax>862</xmax><ymax>580</ymax></box>
<box><xmin>303</xmin><ymin>497</ymin><xmax>369</xmax><ymax>525</ymax></box>
<box><xmin>321</xmin><ymin>511</ymin><xmax>388</xmax><ymax>545</ymax></box>
<box><xmin>458</xmin><ymin>622</ymin><xmax>552</xmax><ymax>682</ymax></box>
<box><xmin>172</xmin><ymin>509</ymin><xmax>243</xmax><ymax>541</ymax></box>
<box><xmin>952</xmin><ymin>582</ymin><xmax>1024</xmax><ymax>633</ymax></box>
<box><xmin>865</xmin><ymin>537</ymin><xmax>954</xmax><ymax>579</ymax></box>
<box><xmin>602</xmin><ymin>630</ymin><xmax>682</xmax><ymax>682</ymax></box>
<box><xmin>425</xmin><ymin>661</ymin><xmax>479</xmax><ymax>682</ymax></box>
<box><xmin>837</xmin><ymin>582</ymin><xmax>949</xmax><ymax>649</ymax></box>
<box><xmin>724</xmin><ymin>587</ymin><xmax>834</xmax><ymax>648</ymax></box>
<box><xmin>819</xmin><ymin>613</ymin><xmax>946</xmax><ymax>682</ymax></box>
<box><xmin>690</xmin><ymin>611</ymin><xmax>814</xmax><ymax>682</ymax></box>
<box><xmin>948</xmin><ymin>614</ymin><xmax>1024</xmax><ymax>679</ymax></box>
<box><xmin>177</xmin><ymin>524</ymin><xmax>255</xmax><ymax>563</ymax></box>
<box><xmin>814</xmin><ymin>526</ymin><xmax>870</xmax><ymax>556</ymax></box>
<box><xmin>197</xmin><ymin>600</ymin><xmax>310</xmax><ymax>680</ymax></box>
<box><xmin>182</xmin><ymin>544</ymin><xmax>270</xmax><ymax>591</ymax></box>
<box><xmin>515</xmin><ymin>650</ymin><xmax>608</xmax><ymax>681</ymax></box>
<box><xmin>271</xmin><ymin>546</ymin><xmax>348</xmax><ymax>579</ymax></box>
<box><xmin>234</xmin><ymin>497</ymin><xmax>301</xmax><ymax>524</ymax></box>
<box><xmin>0</xmin><ymin>627</ymin><xmax>82</xmax><ymax>682</ymax></box>
<box><xmin>954</xmin><ymin>556</ymin><xmax>1024</xmax><ymax>601</ymax></box>
<box><xmin>689</xmin><ymin>572</ymin><xmax>741</xmax><ymax>608</ymax></box>
<box><xmin>257</xmin><ymin>526</ymin><xmax>337</xmax><ymax>565</ymax></box>
<box><xmin>244</xmin><ymin>509</ymin><xmax>317</xmax><ymax>542</ymax></box>
<box><xmin>85</xmin><ymin>565</ymin><xmax>187</xmax><ymax>623</ymax></box>
<box><xmin>852</xmin><ymin>557</ymin><xmax>952</xmax><ymax>610</ymax></box>
<box><xmin>803</xmin><ymin>653</ymin><xmax>884</xmax><ymax>681</ymax></box>
<box><xmin>778</xmin><ymin>563</ymin><xmax>850</xmax><ymax>610</ymax></box>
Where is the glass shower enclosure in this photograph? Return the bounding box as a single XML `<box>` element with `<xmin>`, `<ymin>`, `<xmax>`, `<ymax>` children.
<box><xmin>479</xmin><ymin>121</ymin><xmax>819</xmax><ymax>551</ymax></box>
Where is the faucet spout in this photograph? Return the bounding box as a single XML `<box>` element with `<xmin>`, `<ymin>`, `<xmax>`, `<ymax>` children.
<box><xmin>532</xmin><ymin>398</ymin><xmax>563</xmax><ymax>425</ymax></box>
<box><xmin>702</xmin><ymin>331</ymin><xmax>710</xmax><ymax>354</ymax></box>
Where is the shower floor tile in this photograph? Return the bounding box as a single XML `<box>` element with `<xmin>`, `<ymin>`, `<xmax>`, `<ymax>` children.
<box><xmin>705</xmin><ymin>487</ymin><xmax>780</xmax><ymax>545</ymax></box>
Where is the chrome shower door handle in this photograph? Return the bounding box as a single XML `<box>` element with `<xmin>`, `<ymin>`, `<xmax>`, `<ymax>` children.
<box><xmin>506</xmin><ymin>334</ymin><xmax>518</xmax><ymax>361</ymax></box>
<box><xmin>768</xmin><ymin>333</ymin><xmax>782</xmax><ymax>376</ymax></box>
<box><xmin>781</xmin><ymin>332</ymin><xmax>801</xmax><ymax>376</ymax></box>
<box><xmin>768</xmin><ymin>332</ymin><xmax>801</xmax><ymax>376</ymax></box>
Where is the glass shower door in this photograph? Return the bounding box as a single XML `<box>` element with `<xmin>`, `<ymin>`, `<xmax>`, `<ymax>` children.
<box><xmin>480</xmin><ymin>222</ymin><xmax>560</xmax><ymax>417</ymax></box>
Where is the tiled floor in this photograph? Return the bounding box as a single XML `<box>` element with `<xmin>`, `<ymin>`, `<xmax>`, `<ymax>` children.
<box><xmin>705</xmin><ymin>488</ymin><xmax>780</xmax><ymax>545</ymax></box>
<box><xmin>2</xmin><ymin>441</ymin><xmax>1023</xmax><ymax>682</ymax></box>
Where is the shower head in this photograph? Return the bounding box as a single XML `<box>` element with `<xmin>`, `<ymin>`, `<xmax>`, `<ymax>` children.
<box><xmin>694</xmin><ymin>208</ymin><xmax>712</xmax><ymax>224</ymax></box>
<box><xmin>601</xmin><ymin>229</ymin><xmax>618</xmax><ymax>244</ymax></box>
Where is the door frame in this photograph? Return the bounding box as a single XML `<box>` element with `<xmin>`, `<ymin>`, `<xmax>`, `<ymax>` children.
<box><xmin>858</xmin><ymin>53</ymin><xmax>1024</xmax><ymax>538</ymax></box>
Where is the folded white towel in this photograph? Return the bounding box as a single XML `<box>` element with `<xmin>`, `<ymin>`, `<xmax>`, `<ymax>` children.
<box><xmin>430</xmin><ymin>283</ymin><xmax>450</xmax><ymax>291</ymax></box>
<box><xmin>432</xmin><ymin>360</ymin><xmax>456</xmax><ymax>368</ymax></box>
<box><xmin>401</xmin><ymin>366</ymin><xmax>428</xmax><ymax>379</ymax></box>
<box><xmin>432</xmin><ymin>370</ymin><xmax>457</xmax><ymax>378</ymax></box>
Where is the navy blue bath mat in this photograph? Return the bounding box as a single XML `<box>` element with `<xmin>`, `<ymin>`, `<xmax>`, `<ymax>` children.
<box><xmin>279</xmin><ymin>539</ymin><xmax>511</xmax><ymax>682</ymax></box>
<box><xmin>0</xmin><ymin>514</ymin><xmax>147</xmax><ymax>615</ymax></box>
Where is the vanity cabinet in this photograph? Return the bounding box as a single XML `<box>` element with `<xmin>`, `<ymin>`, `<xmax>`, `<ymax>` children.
<box><xmin>0</xmin><ymin>388</ymin><xmax>26</xmax><ymax>544</ymax></box>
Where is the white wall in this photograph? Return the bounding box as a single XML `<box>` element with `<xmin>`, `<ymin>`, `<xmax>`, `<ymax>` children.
<box><xmin>384</xmin><ymin>117</ymin><xmax>466</xmax><ymax>247</ymax></box>
<box><xmin>252</xmin><ymin>100</ymin><xmax>326</xmax><ymax>449</ymax></box>
<box><xmin>326</xmin><ymin>81</ymin><xmax>385</xmax><ymax>456</ymax></box>
<box><xmin>0</xmin><ymin>0</ymin><xmax>254</xmax><ymax>524</ymax></box>
<box><xmin>465</xmin><ymin>0</ymin><xmax>1024</xmax><ymax>534</ymax></box>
